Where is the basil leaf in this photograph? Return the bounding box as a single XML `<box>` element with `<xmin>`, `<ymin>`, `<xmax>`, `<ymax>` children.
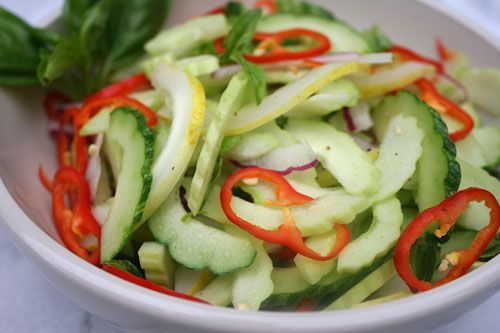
<box><xmin>107</xmin><ymin>259</ymin><xmax>143</xmax><ymax>277</ymax></box>
<box><xmin>224</xmin><ymin>1</ymin><xmax>245</xmax><ymax>19</ymax></box>
<box><xmin>0</xmin><ymin>6</ymin><xmax>59</xmax><ymax>85</ymax></box>
<box><xmin>233</xmin><ymin>53</ymin><xmax>266</xmax><ymax>104</ymax></box>
<box><xmin>220</xmin><ymin>135</ymin><xmax>242</xmax><ymax>156</ymax></box>
<box><xmin>410</xmin><ymin>233</ymin><xmax>440</xmax><ymax>282</ymax></box>
<box><xmin>363</xmin><ymin>25</ymin><xmax>392</xmax><ymax>52</ymax></box>
<box><xmin>63</xmin><ymin>0</ymin><xmax>98</xmax><ymax>35</ymax></box>
<box><xmin>275</xmin><ymin>0</ymin><xmax>335</xmax><ymax>20</ymax></box>
<box><xmin>99</xmin><ymin>0</ymin><xmax>171</xmax><ymax>78</ymax></box>
<box><xmin>221</xmin><ymin>8</ymin><xmax>262</xmax><ymax>64</ymax></box>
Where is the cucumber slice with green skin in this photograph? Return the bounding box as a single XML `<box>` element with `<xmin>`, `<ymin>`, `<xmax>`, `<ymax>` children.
<box><xmin>287</xmin><ymin>79</ymin><xmax>360</xmax><ymax>118</ymax></box>
<box><xmin>257</xmin><ymin>14</ymin><xmax>370</xmax><ymax>53</ymax></box>
<box><xmin>145</xmin><ymin>14</ymin><xmax>228</xmax><ymax>56</ymax></box>
<box><xmin>232</xmin><ymin>238</ymin><xmax>273</xmax><ymax>311</ymax></box>
<box><xmin>149</xmin><ymin>187</ymin><xmax>257</xmax><ymax>274</ymax></box>
<box><xmin>454</xmin><ymin>134</ymin><xmax>487</xmax><ymax>168</ymax></box>
<box><xmin>195</xmin><ymin>274</ymin><xmax>234</xmax><ymax>307</ymax></box>
<box><xmin>226</xmin><ymin>62</ymin><xmax>366</xmax><ymax>135</ymax></box>
<box><xmin>286</xmin><ymin>118</ymin><xmax>380</xmax><ymax>196</ymax></box>
<box><xmin>458</xmin><ymin>159</ymin><xmax>500</xmax><ymax>230</ymax></box>
<box><xmin>371</xmin><ymin>115</ymin><xmax>424</xmax><ymax>203</ymax></box>
<box><xmin>325</xmin><ymin>261</ymin><xmax>396</xmax><ymax>310</ymax></box>
<box><xmin>372</xmin><ymin>91</ymin><xmax>460</xmax><ymax>211</ymax></box>
<box><xmin>143</xmin><ymin>64</ymin><xmax>206</xmax><ymax>221</ymax></box>
<box><xmin>100</xmin><ymin>108</ymin><xmax>154</xmax><ymax>263</ymax></box>
<box><xmin>262</xmin><ymin>251</ymin><xmax>392</xmax><ymax>309</ymax></box>
<box><xmin>337</xmin><ymin>198</ymin><xmax>402</xmax><ymax>274</ymax></box>
<box><xmin>202</xmin><ymin>184</ymin><xmax>368</xmax><ymax>237</ymax></box>
<box><xmin>188</xmin><ymin>72</ymin><xmax>248</xmax><ymax>214</ymax></box>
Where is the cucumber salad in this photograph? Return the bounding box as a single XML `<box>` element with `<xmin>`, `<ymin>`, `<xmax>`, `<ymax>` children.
<box><xmin>2</xmin><ymin>0</ymin><xmax>499</xmax><ymax>311</ymax></box>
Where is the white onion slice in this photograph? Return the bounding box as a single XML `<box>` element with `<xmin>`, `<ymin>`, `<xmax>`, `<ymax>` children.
<box><xmin>349</xmin><ymin>102</ymin><xmax>373</xmax><ymax>133</ymax></box>
<box><xmin>211</xmin><ymin>53</ymin><xmax>394</xmax><ymax>81</ymax></box>
<box><xmin>232</xmin><ymin>142</ymin><xmax>319</xmax><ymax>175</ymax></box>
<box><xmin>85</xmin><ymin>134</ymin><xmax>104</xmax><ymax>201</ymax></box>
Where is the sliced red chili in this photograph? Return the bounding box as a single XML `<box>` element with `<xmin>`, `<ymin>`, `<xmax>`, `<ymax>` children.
<box><xmin>84</xmin><ymin>73</ymin><xmax>151</xmax><ymax>104</ymax></box>
<box><xmin>215</xmin><ymin>28</ymin><xmax>331</xmax><ymax>64</ymax></box>
<box><xmin>75</xmin><ymin>96</ymin><xmax>158</xmax><ymax>129</ymax></box>
<box><xmin>415</xmin><ymin>78</ymin><xmax>474</xmax><ymax>141</ymax></box>
<box><xmin>394</xmin><ymin>187</ymin><xmax>499</xmax><ymax>292</ymax></box>
<box><xmin>297</xmin><ymin>298</ymin><xmax>314</xmax><ymax>312</ymax></box>
<box><xmin>102</xmin><ymin>265</ymin><xmax>209</xmax><ymax>304</ymax></box>
<box><xmin>435</xmin><ymin>38</ymin><xmax>456</xmax><ymax>62</ymax></box>
<box><xmin>254</xmin><ymin>0</ymin><xmax>279</xmax><ymax>14</ymax></box>
<box><xmin>52</xmin><ymin>167</ymin><xmax>101</xmax><ymax>265</ymax></box>
<box><xmin>43</xmin><ymin>91</ymin><xmax>71</xmax><ymax>121</ymax></box>
<box><xmin>389</xmin><ymin>44</ymin><xmax>444</xmax><ymax>74</ymax></box>
<box><xmin>220</xmin><ymin>167</ymin><xmax>350</xmax><ymax>261</ymax></box>
<box><xmin>38</xmin><ymin>166</ymin><xmax>53</xmax><ymax>191</ymax></box>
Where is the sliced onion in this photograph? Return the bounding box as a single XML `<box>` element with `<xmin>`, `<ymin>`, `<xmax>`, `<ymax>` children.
<box><xmin>438</xmin><ymin>72</ymin><xmax>469</xmax><ymax>104</ymax></box>
<box><xmin>211</xmin><ymin>53</ymin><xmax>394</xmax><ymax>81</ymax></box>
<box><xmin>85</xmin><ymin>134</ymin><xmax>104</xmax><ymax>201</ymax></box>
<box><xmin>342</xmin><ymin>108</ymin><xmax>356</xmax><ymax>132</ymax></box>
<box><xmin>232</xmin><ymin>142</ymin><xmax>319</xmax><ymax>175</ymax></box>
<box><xmin>348</xmin><ymin>102</ymin><xmax>373</xmax><ymax>133</ymax></box>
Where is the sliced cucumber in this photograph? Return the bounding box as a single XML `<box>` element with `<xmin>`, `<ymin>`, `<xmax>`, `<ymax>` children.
<box><xmin>148</xmin><ymin>187</ymin><xmax>256</xmax><ymax>274</ymax></box>
<box><xmin>145</xmin><ymin>14</ymin><xmax>228</xmax><ymax>56</ymax></box>
<box><xmin>257</xmin><ymin>14</ymin><xmax>370</xmax><ymax>53</ymax></box>
<box><xmin>371</xmin><ymin>115</ymin><xmax>424</xmax><ymax>203</ymax></box>
<box><xmin>337</xmin><ymin>198</ymin><xmax>402</xmax><ymax>274</ymax></box>
<box><xmin>372</xmin><ymin>91</ymin><xmax>460</xmax><ymax>211</ymax></box>
<box><xmin>143</xmin><ymin>64</ymin><xmax>205</xmax><ymax>220</ymax></box>
<box><xmin>138</xmin><ymin>242</ymin><xmax>175</xmax><ymax>288</ymax></box>
<box><xmin>80</xmin><ymin>107</ymin><xmax>112</xmax><ymax>136</ymax></box>
<box><xmin>351</xmin><ymin>62</ymin><xmax>435</xmax><ymax>98</ymax></box>
<box><xmin>294</xmin><ymin>229</ymin><xmax>337</xmax><ymax>284</ymax></box>
<box><xmin>188</xmin><ymin>72</ymin><xmax>248</xmax><ymax>214</ymax></box>
<box><xmin>177</xmin><ymin>55</ymin><xmax>220</xmax><ymax>77</ymax></box>
<box><xmin>286</xmin><ymin>118</ymin><xmax>380</xmax><ymax>196</ymax></box>
<box><xmin>458</xmin><ymin>159</ymin><xmax>500</xmax><ymax>230</ymax></box>
<box><xmin>225</xmin><ymin>131</ymin><xmax>278</xmax><ymax>161</ymax></box>
<box><xmin>325</xmin><ymin>261</ymin><xmax>396</xmax><ymax>310</ymax></box>
<box><xmin>473</xmin><ymin>126</ymin><xmax>500</xmax><ymax>167</ymax></box>
<box><xmin>194</xmin><ymin>274</ymin><xmax>234</xmax><ymax>306</ymax></box>
<box><xmin>232</xmin><ymin>237</ymin><xmax>273</xmax><ymax>311</ymax></box>
<box><xmin>287</xmin><ymin>79</ymin><xmax>360</xmax><ymax>118</ymax></box>
<box><xmin>454</xmin><ymin>134</ymin><xmax>487</xmax><ymax>168</ymax></box>
<box><xmin>461</xmin><ymin>67</ymin><xmax>500</xmax><ymax>115</ymax></box>
<box><xmin>100</xmin><ymin>108</ymin><xmax>154</xmax><ymax>263</ymax></box>
<box><xmin>226</xmin><ymin>62</ymin><xmax>366</xmax><ymax>135</ymax></box>
<box><xmin>129</xmin><ymin>90</ymin><xmax>166</xmax><ymax>112</ymax></box>
<box><xmin>270</xmin><ymin>266</ymin><xmax>311</xmax><ymax>295</ymax></box>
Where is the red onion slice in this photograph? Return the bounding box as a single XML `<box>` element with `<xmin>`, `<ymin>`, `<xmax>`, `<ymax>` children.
<box><xmin>342</xmin><ymin>107</ymin><xmax>356</xmax><ymax>132</ymax></box>
<box><xmin>232</xmin><ymin>142</ymin><xmax>319</xmax><ymax>175</ymax></box>
<box><xmin>438</xmin><ymin>72</ymin><xmax>469</xmax><ymax>104</ymax></box>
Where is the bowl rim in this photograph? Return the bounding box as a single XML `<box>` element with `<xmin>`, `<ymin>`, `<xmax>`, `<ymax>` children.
<box><xmin>1</xmin><ymin>1</ymin><xmax>499</xmax><ymax>332</ymax></box>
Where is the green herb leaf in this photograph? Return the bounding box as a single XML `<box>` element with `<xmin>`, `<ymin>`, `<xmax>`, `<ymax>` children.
<box><xmin>275</xmin><ymin>0</ymin><xmax>335</xmax><ymax>20</ymax></box>
<box><xmin>233</xmin><ymin>53</ymin><xmax>266</xmax><ymax>104</ymax></box>
<box><xmin>63</xmin><ymin>0</ymin><xmax>97</xmax><ymax>35</ymax></box>
<box><xmin>0</xmin><ymin>6</ymin><xmax>60</xmax><ymax>85</ymax></box>
<box><xmin>362</xmin><ymin>25</ymin><xmax>392</xmax><ymax>52</ymax></box>
<box><xmin>99</xmin><ymin>0</ymin><xmax>171</xmax><ymax>79</ymax></box>
<box><xmin>275</xmin><ymin>115</ymin><xmax>288</xmax><ymax>129</ymax></box>
<box><xmin>221</xmin><ymin>8</ymin><xmax>262</xmax><ymax>64</ymax></box>
<box><xmin>224</xmin><ymin>1</ymin><xmax>245</xmax><ymax>20</ymax></box>
<box><xmin>107</xmin><ymin>259</ymin><xmax>143</xmax><ymax>277</ymax></box>
<box><xmin>410</xmin><ymin>233</ymin><xmax>440</xmax><ymax>282</ymax></box>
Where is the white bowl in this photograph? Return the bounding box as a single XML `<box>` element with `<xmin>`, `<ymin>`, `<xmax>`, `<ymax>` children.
<box><xmin>0</xmin><ymin>1</ymin><xmax>499</xmax><ymax>332</ymax></box>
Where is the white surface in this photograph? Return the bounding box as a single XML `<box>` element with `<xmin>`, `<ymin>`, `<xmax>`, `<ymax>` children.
<box><xmin>0</xmin><ymin>1</ymin><xmax>499</xmax><ymax>333</ymax></box>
